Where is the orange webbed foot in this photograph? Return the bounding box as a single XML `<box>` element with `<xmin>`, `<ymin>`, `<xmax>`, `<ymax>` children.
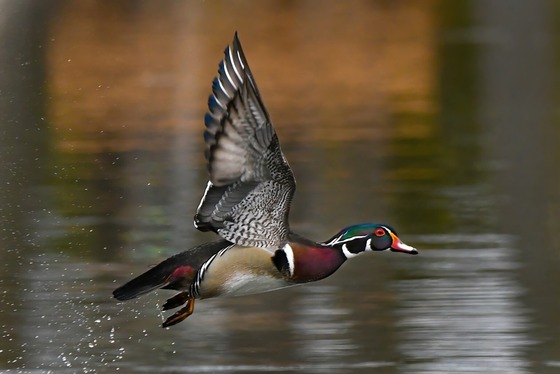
<box><xmin>162</xmin><ymin>297</ymin><xmax>195</xmax><ymax>328</ymax></box>
<box><xmin>162</xmin><ymin>291</ymin><xmax>190</xmax><ymax>311</ymax></box>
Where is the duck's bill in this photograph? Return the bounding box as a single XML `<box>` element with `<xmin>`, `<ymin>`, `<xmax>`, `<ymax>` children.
<box><xmin>389</xmin><ymin>232</ymin><xmax>418</xmax><ymax>255</ymax></box>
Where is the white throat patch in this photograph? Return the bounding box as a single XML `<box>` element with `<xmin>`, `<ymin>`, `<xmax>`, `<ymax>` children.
<box><xmin>342</xmin><ymin>243</ymin><xmax>360</xmax><ymax>259</ymax></box>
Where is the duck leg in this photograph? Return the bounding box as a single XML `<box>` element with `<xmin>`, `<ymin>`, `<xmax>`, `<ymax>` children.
<box><xmin>162</xmin><ymin>297</ymin><xmax>195</xmax><ymax>328</ymax></box>
<box><xmin>162</xmin><ymin>291</ymin><xmax>190</xmax><ymax>311</ymax></box>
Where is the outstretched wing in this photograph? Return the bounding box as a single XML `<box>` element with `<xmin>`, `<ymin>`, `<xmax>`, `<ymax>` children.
<box><xmin>194</xmin><ymin>33</ymin><xmax>296</xmax><ymax>249</ymax></box>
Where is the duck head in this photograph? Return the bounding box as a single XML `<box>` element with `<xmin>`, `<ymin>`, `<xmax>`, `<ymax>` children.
<box><xmin>324</xmin><ymin>223</ymin><xmax>418</xmax><ymax>259</ymax></box>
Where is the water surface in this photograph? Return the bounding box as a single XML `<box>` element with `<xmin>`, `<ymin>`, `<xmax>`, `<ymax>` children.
<box><xmin>1</xmin><ymin>1</ymin><xmax>559</xmax><ymax>373</ymax></box>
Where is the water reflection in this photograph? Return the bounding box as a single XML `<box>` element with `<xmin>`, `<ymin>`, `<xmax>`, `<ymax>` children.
<box><xmin>1</xmin><ymin>0</ymin><xmax>560</xmax><ymax>373</ymax></box>
<box><xmin>395</xmin><ymin>237</ymin><xmax>531</xmax><ymax>373</ymax></box>
<box><xmin>292</xmin><ymin>285</ymin><xmax>356</xmax><ymax>364</ymax></box>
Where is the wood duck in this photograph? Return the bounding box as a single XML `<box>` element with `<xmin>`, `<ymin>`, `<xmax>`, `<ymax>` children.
<box><xmin>113</xmin><ymin>33</ymin><xmax>418</xmax><ymax>328</ymax></box>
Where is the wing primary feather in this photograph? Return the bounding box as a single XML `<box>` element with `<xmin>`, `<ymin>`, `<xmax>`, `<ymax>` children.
<box><xmin>194</xmin><ymin>33</ymin><xmax>296</xmax><ymax>248</ymax></box>
<box><xmin>221</xmin><ymin>58</ymin><xmax>236</xmax><ymax>90</ymax></box>
<box><xmin>228</xmin><ymin>46</ymin><xmax>243</xmax><ymax>83</ymax></box>
<box><xmin>208</xmin><ymin>94</ymin><xmax>226</xmax><ymax>113</ymax></box>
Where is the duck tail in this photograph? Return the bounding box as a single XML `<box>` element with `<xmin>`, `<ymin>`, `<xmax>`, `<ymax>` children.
<box><xmin>112</xmin><ymin>252</ymin><xmax>194</xmax><ymax>301</ymax></box>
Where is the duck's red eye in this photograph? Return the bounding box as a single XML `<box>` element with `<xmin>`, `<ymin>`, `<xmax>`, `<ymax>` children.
<box><xmin>374</xmin><ymin>228</ymin><xmax>385</xmax><ymax>237</ymax></box>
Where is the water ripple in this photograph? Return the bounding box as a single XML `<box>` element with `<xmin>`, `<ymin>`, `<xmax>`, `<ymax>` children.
<box><xmin>394</xmin><ymin>248</ymin><xmax>532</xmax><ymax>373</ymax></box>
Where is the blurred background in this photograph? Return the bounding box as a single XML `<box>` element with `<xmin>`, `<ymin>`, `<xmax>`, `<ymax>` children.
<box><xmin>1</xmin><ymin>0</ymin><xmax>559</xmax><ymax>373</ymax></box>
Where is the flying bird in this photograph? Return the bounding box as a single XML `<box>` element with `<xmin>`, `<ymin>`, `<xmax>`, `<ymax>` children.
<box><xmin>113</xmin><ymin>33</ymin><xmax>418</xmax><ymax>328</ymax></box>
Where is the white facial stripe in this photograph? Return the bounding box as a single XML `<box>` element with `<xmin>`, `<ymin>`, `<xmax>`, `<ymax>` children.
<box><xmin>365</xmin><ymin>238</ymin><xmax>372</xmax><ymax>251</ymax></box>
<box><xmin>382</xmin><ymin>226</ymin><xmax>394</xmax><ymax>249</ymax></box>
<box><xmin>283</xmin><ymin>243</ymin><xmax>295</xmax><ymax>277</ymax></box>
<box><xmin>324</xmin><ymin>234</ymin><xmax>367</xmax><ymax>246</ymax></box>
<box><xmin>342</xmin><ymin>243</ymin><xmax>359</xmax><ymax>259</ymax></box>
<box><xmin>323</xmin><ymin>235</ymin><xmax>342</xmax><ymax>246</ymax></box>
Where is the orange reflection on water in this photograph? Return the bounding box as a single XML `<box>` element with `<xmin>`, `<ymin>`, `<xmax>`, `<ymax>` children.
<box><xmin>46</xmin><ymin>0</ymin><xmax>438</xmax><ymax>152</ymax></box>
